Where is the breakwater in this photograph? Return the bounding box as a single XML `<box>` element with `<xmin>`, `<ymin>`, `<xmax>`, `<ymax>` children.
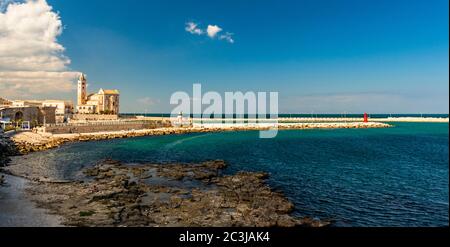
<box><xmin>39</xmin><ymin>119</ymin><xmax>172</xmax><ymax>134</ymax></box>
<box><xmin>11</xmin><ymin>122</ymin><xmax>390</xmax><ymax>154</ymax></box>
<box><xmin>278</xmin><ymin>117</ymin><xmax>449</xmax><ymax>123</ymax></box>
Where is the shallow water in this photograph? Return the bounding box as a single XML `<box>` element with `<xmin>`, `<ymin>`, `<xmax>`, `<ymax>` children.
<box><xmin>10</xmin><ymin>122</ymin><xmax>449</xmax><ymax>226</ymax></box>
<box><xmin>0</xmin><ymin>174</ymin><xmax>62</xmax><ymax>227</ymax></box>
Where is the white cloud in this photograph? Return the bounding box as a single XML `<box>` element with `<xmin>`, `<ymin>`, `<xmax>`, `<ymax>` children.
<box><xmin>137</xmin><ymin>97</ymin><xmax>159</xmax><ymax>106</ymax></box>
<box><xmin>185</xmin><ymin>21</ymin><xmax>234</xmax><ymax>43</ymax></box>
<box><xmin>0</xmin><ymin>71</ymin><xmax>78</xmax><ymax>97</ymax></box>
<box><xmin>206</xmin><ymin>25</ymin><xmax>222</xmax><ymax>38</ymax></box>
<box><xmin>185</xmin><ymin>21</ymin><xmax>203</xmax><ymax>35</ymax></box>
<box><xmin>219</xmin><ymin>32</ymin><xmax>234</xmax><ymax>43</ymax></box>
<box><xmin>0</xmin><ymin>0</ymin><xmax>79</xmax><ymax>99</ymax></box>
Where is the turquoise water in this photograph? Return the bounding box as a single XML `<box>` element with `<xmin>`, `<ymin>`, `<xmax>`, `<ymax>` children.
<box><xmin>13</xmin><ymin>123</ymin><xmax>449</xmax><ymax>226</ymax></box>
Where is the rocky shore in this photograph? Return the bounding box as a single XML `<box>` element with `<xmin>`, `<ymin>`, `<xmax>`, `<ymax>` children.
<box><xmin>0</xmin><ymin>133</ymin><xmax>18</xmax><ymax>167</ymax></box>
<box><xmin>10</xmin><ymin>122</ymin><xmax>391</xmax><ymax>154</ymax></box>
<box><xmin>15</xmin><ymin>159</ymin><xmax>328</xmax><ymax>227</ymax></box>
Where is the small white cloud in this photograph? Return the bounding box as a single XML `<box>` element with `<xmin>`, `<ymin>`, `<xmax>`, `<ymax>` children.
<box><xmin>185</xmin><ymin>21</ymin><xmax>203</xmax><ymax>35</ymax></box>
<box><xmin>219</xmin><ymin>32</ymin><xmax>234</xmax><ymax>44</ymax></box>
<box><xmin>206</xmin><ymin>25</ymin><xmax>222</xmax><ymax>38</ymax></box>
<box><xmin>185</xmin><ymin>21</ymin><xmax>234</xmax><ymax>44</ymax></box>
<box><xmin>137</xmin><ymin>97</ymin><xmax>159</xmax><ymax>106</ymax></box>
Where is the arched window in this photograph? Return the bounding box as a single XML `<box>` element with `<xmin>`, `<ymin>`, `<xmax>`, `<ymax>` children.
<box><xmin>15</xmin><ymin>111</ymin><xmax>24</xmax><ymax>121</ymax></box>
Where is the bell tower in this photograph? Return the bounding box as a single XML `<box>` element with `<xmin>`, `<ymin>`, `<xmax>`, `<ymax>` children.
<box><xmin>77</xmin><ymin>73</ymin><xmax>87</xmax><ymax>106</ymax></box>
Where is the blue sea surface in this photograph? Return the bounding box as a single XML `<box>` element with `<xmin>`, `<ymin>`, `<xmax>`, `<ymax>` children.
<box><xmin>12</xmin><ymin>122</ymin><xmax>449</xmax><ymax>226</ymax></box>
<box><xmin>121</xmin><ymin>113</ymin><xmax>450</xmax><ymax>119</ymax></box>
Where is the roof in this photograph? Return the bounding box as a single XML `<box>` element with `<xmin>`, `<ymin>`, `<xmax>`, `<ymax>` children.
<box><xmin>0</xmin><ymin>97</ymin><xmax>11</xmax><ymax>104</ymax></box>
<box><xmin>0</xmin><ymin>106</ymin><xmax>41</xmax><ymax>110</ymax></box>
<box><xmin>99</xmin><ymin>89</ymin><xmax>120</xmax><ymax>95</ymax></box>
<box><xmin>43</xmin><ymin>100</ymin><xmax>73</xmax><ymax>104</ymax></box>
<box><xmin>13</xmin><ymin>100</ymin><xmax>44</xmax><ymax>104</ymax></box>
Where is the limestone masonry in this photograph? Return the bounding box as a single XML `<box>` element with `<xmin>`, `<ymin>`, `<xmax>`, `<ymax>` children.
<box><xmin>76</xmin><ymin>74</ymin><xmax>120</xmax><ymax>115</ymax></box>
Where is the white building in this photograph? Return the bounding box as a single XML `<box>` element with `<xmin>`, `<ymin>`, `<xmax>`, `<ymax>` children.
<box><xmin>0</xmin><ymin>97</ymin><xmax>12</xmax><ymax>108</ymax></box>
<box><xmin>76</xmin><ymin>74</ymin><xmax>120</xmax><ymax>115</ymax></box>
<box><xmin>12</xmin><ymin>100</ymin><xmax>43</xmax><ymax>107</ymax></box>
<box><xmin>42</xmin><ymin>100</ymin><xmax>74</xmax><ymax>116</ymax></box>
<box><xmin>11</xmin><ymin>100</ymin><xmax>73</xmax><ymax>116</ymax></box>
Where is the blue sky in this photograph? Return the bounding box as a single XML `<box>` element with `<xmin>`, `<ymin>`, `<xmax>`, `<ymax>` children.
<box><xmin>2</xmin><ymin>0</ymin><xmax>449</xmax><ymax>113</ymax></box>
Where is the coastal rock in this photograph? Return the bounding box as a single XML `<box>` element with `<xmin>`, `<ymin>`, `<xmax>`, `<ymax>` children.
<box><xmin>22</xmin><ymin>159</ymin><xmax>329</xmax><ymax>227</ymax></box>
<box><xmin>0</xmin><ymin>134</ymin><xmax>18</xmax><ymax>167</ymax></box>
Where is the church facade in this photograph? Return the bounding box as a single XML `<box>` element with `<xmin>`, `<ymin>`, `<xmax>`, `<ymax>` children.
<box><xmin>76</xmin><ymin>74</ymin><xmax>120</xmax><ymax>115</ymax></box>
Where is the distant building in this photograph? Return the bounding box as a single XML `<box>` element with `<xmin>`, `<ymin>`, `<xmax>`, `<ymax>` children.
<box><xmin>12</xmin><ymin>100</ymin><xmax>43</xmax><ymax>107</ymax></box>
<box><xmin>42</xmin><ymin>100</ymin><xmax>73</xmax><ymax>115</ymax></box>
<box><xmin>0</xmin><ymin>106</ymin><xmax>56</xmax><ymax>126</ymax></box>
<box><xmin>9</xmin><ymin>99</ymin><xmax>74</xmax><ymax>123</ymax></box>
<box><xmin>42</xmin><ymin>100</ymin><xmax>74</xmax><ymax>123</ymax></box>
<box><xmin>0</xmin><ymin>97</ymin><xmax>12</xmax><ymax>108</ymax></box>
<box><xmin>11</xmin><ymin>100</ymin><xmax>73</xmax><ymax>114</ymax></box>
<box><xmin>76</xmin><ymin>74</ymin><xmax>120</xmax><ymax>115</ymax></box>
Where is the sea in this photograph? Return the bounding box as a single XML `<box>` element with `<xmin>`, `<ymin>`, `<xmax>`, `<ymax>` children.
<box><xmin>9</xmin><ymin>120</ymin><xmax>449</xmax><ymax>227</ymax></box>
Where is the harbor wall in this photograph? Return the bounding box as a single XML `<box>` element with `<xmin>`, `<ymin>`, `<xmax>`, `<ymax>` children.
<box><xmin>39</xmin><ymin>120</ymin><xmax>172</xmax><ymax>134</ymax></box>
<box><xmin>71</xmin><ymin>114</ymin><xmax>119</xmax><ymax>121</ymax></box>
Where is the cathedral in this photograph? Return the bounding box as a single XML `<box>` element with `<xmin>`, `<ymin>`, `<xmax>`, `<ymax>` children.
<box><xmin>76</xmin><ymin>74</ymin><xmax>120</xmax><ymax>115</ymax></box>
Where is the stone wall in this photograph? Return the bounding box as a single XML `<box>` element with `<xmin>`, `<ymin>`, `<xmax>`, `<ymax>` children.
<box><xmin>42</xmin><ymin>120</ymin><xmax>172</xmax><ymax>134</ymax></box>
<box><xmin>0</xmin><ymin>106</ymin><xmax>56</xmax><ymax>126</ymax></box>
<box><xmin>71</xmin><ymin>114</ymin><xmax>119</xmax><ymax>121</ymax></box>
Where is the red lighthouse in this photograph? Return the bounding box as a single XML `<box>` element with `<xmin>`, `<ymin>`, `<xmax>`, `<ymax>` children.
<box><xmin>364</xmin><ymin>112</ymin><xmax>368</xmax><ymax>123</ymax></box>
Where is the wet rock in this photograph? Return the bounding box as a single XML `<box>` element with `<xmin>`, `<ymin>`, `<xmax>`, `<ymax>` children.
<box><xmin>22</xmin><ymin>159</ymin><xmax>329</xmax><ymax>227</ymax></box>
<box><xmin>0</xmin><ymin>134</ymin><xmax>18</xmax><ymax>167</ymax></box>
